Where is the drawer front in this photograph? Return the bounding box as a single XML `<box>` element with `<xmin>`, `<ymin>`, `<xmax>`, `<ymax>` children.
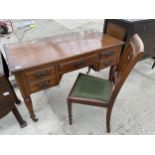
<box><xmin>100</xmin><ymin>50</ymin><xmax>117</xmax><ymax>60</ymax></box>
<box><xmin>59</xmin><ymin>54</ymin><xmax>98</xmax><ymax>74</ymax></box>
<box><xmin>134</xmin><ymin>22</ymin><xmax>155</xmax><ymax>36</ymax></box>
<box><xmin>25</xmin><ymin>65</ymin><xmax>56</xmax><ymax>82</ymax></box>
<box><xmin>28</xmin><ymin>77</ymin><xmax>58</xmax><ymax>93</ymax></box>
<box><xmin>99</xmin><ymin>58</ymin><xmax>115</xmax><ymax>69</ymax></box>
<box><xmin>24</xmin><ymin>65</ymin><xmax>59</xmax><ymax>93</ymax></box>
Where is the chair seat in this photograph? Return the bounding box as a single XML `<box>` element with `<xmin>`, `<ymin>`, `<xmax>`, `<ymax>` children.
<box><xmin>71</xmin><ymin>74</ymin><xmax>112</xmax><ymax>102</ymax></box>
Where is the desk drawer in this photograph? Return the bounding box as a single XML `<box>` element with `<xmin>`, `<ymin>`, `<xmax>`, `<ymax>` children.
<box><xmin>25</xmin><ymin>65</ymin><xmax>56</xmax><ymax>82</ymax></box>
<box><xmin>25</xmin><ymin>65</ymin><xmax>58</xmax><ymax>93</ymax></box>
<box><xmin>100</xmin><ymin>50</ymin><xmax>117</xmax><ymax>60</ymax></box>
<box><xmin>28</xmin><ymin>77</ymin><xmax>58</xmax><ymax>93</ymax></box>
<box><xmin>59</xmin><ymin>54</ymin><xmax>98</xmax><ymax>74</ymax></box>
<box><xmin>99</xmin><ymin>58</ymin><xmax>115</xmax><ymax>70</ymax></box>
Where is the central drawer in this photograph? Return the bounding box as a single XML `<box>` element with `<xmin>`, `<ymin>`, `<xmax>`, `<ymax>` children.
<box><xmin>59</xmin><ymin>54</ymin><xmax>98</xmax><ymax>74</ymax></box>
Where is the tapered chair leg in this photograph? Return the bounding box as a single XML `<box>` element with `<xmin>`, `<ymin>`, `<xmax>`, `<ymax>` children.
<box><xmin>152</xmin><ymin>61</ymin><xmax>155</xmax><ymax>69</ymax></box>
<box><xmin>106</xmin><ymin>107</ymin><xmax>113</xmax><ymax>133</ymax></box>
<box><xmin>67</xmin><ymin>99</ymin><xmax>73</xmax><ymax>125</ymax></box>
<box><xmin>12</xmin><ymin>106</ymin><xmax>27</xmax><ymax>128</ymax></box>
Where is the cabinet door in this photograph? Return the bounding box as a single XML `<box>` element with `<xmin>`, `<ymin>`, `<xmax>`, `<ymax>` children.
<box><xmin>134</xmin><ymin>22</ymin><xmax>155</xmax><ymax>36</ymax></box>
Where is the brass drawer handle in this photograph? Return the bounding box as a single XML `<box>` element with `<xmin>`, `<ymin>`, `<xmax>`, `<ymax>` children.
<box><xmin>104</xmin><ymin>51</ymin><xmax>114</xmax><ymax>57</ymax></box>
<box><xmin>35</xmin><ymin>71</ymin><xmax>49</xmax><ymax>78</ymax></box>
<box><xmin>75</xmin><ymin>60</ymin><xmax>85</xmax><ymax>67</ymax></box>
<box><xmin>38</xmin><ymin>81</ymin><xmax>49</xmax><ymax>89</ymax></box>
<box><xmin>103</xmin><ymin>61</ymin><xmax>112</xmax><ymax>66</ymax></box>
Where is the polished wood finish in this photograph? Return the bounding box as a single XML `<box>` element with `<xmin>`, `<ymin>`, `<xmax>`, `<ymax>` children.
<box><xmin>0</xmin><ymin>53</ymin><xmax>27</xmax><ymax>128</ymax></box>
<box><xmin>5</xmin><ymin>33</ymin><xmax>123</xmax><ymax>72</ymax></box>
<box><xmin>5</xmin><ymin>32</ymin><xmax>124</xmax><ymax>121</ymax></box>
<box><xmin>67</xmin><ymin>34</ymin><xmax>144</xmax><ymax>133</ymax></box>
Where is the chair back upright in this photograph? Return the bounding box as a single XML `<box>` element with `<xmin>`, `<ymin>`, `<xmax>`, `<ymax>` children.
<box><xmin>109</xmin><ymin>34</ymin><xmax>144</xmax><ymax>104</ymax></box>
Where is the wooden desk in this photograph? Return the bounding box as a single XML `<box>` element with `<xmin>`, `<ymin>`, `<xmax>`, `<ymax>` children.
<box><xmin>4</xmin><ymin>32</ymin><xmax>124</xmax><ymax>121</ymax></box>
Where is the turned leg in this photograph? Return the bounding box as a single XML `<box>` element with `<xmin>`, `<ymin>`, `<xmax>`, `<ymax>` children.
<box><xmin>24</xmin><ymin>96</ymin><xmax>38</xmax><ymax>122</ymax></box>
<box><xmin>12</xmin><ymin>106</ymin><xmax>27</xmax><ymax>128</ymax></box>
<box><xmin>106</xmin><ymin>107</ymin><xmax>113</xmax><ymax>133</ymax></box>
<box><xmin>67</xmin><ymin>99</ymin><xmax>72</xmax><ymax>125</ymax></box>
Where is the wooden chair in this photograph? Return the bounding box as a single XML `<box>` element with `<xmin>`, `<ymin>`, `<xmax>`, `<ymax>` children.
<box><xmin>67</xmin><ymin>34</ymin><xmax>144</xmax><ymax>133</ymax></box>
<box><xmin>0</xmin><ymin>53</ymin><xmax>27</xmax><ymax>128</ymax></box>
<box><xmin>1</xmin><ymin>52</ymin><xmax>21</xmax><ymax>104</ymax></box>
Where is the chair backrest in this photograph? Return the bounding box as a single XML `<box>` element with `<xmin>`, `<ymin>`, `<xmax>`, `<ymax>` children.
<box><xmin>109</xmin><ymin>34</ymin><xmax>144</xmax><ymax>104</ymax></box>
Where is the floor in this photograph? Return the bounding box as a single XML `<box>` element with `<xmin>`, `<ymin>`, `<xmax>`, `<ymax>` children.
<box><xmin>0</xmin><ymin>19</ymin><xmax>155</xmax><ymax>135</ymax></box>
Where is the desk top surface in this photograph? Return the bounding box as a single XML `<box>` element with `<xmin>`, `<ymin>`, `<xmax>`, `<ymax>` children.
<box><xmin>5</xmin><ymin>32</ymin><xmax>124</xmax><ymax>72</ymax></box>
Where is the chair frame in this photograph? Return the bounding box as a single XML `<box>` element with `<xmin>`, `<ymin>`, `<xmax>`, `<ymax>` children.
<box><xmin>0</xmin><ymin>51</ymin><xmax>26</xmax><ymax>128</ymax></box>
<box><xmin>67</xmin><ymin>34</ymin><xmax>144</xmax><ymax>133</ymax></box>
<box><xmin>0</xmin><ymin>76</ymin><xmax>27</xmax><ymax>128</ymax></box>
<box><xmin>1</xmin><ymin>52</ymin><xmax>21</xmax><ymax>104</ymax></box>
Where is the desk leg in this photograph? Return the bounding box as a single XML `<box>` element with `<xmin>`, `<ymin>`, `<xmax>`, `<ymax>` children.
<box><xmin>24</xmin><ymin>96</ymin><xmax>38</xmax><ymax>122</ymax></box>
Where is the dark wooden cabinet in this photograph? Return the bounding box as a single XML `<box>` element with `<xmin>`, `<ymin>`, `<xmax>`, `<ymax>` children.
<box><xmin>104</xmin><ymin>19</ymin><xmax>155</xmax><ymax>59</ymax></box>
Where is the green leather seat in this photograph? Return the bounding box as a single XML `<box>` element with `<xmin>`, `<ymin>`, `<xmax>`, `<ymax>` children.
<box><xmin>71</xmin><ymin>74</ymin><xmax>112</xmax><ymax>102</ymax></box>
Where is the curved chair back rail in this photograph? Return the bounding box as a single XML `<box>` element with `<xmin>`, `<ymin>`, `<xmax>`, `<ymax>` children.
<box><xmin>109</xmin><ymin>34</ymin><xmax>144</xmax><ymax>104</ymax></box>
